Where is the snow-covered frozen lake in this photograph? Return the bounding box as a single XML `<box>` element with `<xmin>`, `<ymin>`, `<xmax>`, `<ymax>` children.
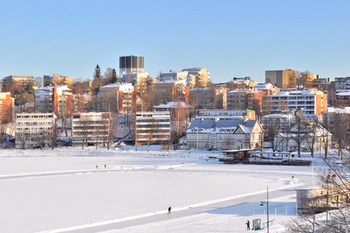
<box><xmin>0</xmin><ymin>148</ymin><xmax>316</xmax><ymax>233</ymax></box>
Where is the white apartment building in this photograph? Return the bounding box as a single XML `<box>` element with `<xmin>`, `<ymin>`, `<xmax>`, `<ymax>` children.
<box><xmin>72</xmin><ymin>112</ymin><xmax>111</xmax><ymax>147</ymax></box>
<box><xmin>262</xmin><ymin>90</ymin><xmax>327</xmax><ymax>118</ymax></box>
<box><xmin>15</xmin><ymin>112</ymin><xmax>56</xmax><ymax>149</ymax></box>
<box><xmin>135</xmin><ymin>111</ymin><xmax>171</xmax><ymax>145</ymax></box>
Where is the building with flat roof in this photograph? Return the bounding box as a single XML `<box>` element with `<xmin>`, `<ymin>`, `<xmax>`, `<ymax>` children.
<box><xmin>2</xmin><ymin>75</ymin><xmax>34</xmax><ymax>93</ymax></box>
<box><xmin>15</xmin><ymin>112</ymin><xmax>56</xmax><ymax>149</ymax></box>
<box><xmin>334</xmin><ymin>91</ymin><xmax>350</xmax><ymax>108</ymax></box>
<box><xmin>265</xmin><ymin>69</ymin><xmax>296</xmax><ymax>88</ymax></box>
<box><xmin>0</xmin><ymin>92</ymin><xmax>15</xmax><ymax>123</ymax></box>
<box><xmin>119</xmin><ymin>55</ymin><xmax>144</xmax><ymax>75</ymax></box>
<box><xmin>262</xmin><ymin>90</ymin><xmax>327</xmax><ymax>118</ymax></box>
<box><xmin>72</xmin><ymin>112</ymin><xmax>112</xmax><ymax>147</ymax></box>
<box><xmin>99</xmin><ymin>83</ymin><xmax>135</xmax><ymax>113</ymax></box>
<box><xmin>35</xmin><ymin>85</ymin><xmax>73</xmax><ymax>118</ymax></box>
<box><xmin>135</xmin><ymin>111</ymin><xmax>171</xmax><ymax>145</ymax></box>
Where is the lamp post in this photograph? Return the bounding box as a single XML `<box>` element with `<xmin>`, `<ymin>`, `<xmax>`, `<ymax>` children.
<box><xmin>260</xmin><ymin>186</ymin><xmax>270</xmax><ymax>233</ymax></box>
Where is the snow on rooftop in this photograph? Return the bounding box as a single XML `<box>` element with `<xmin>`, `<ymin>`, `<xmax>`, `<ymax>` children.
<box><xmin>327</xmin><ymin>107</ymin><xmax>350</xmax><ymax>113</ymax></box>
<box><xmin>335</xmin><ymin>91</ymin><xmax>350</xmax><ymax>96</ymax></box>
<box><xmin>154</xmin><ymin>102</ymin><xmax>190</xmax><ymax>109</ymax></box>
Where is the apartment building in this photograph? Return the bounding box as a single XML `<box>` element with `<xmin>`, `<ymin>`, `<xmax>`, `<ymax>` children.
<box><xmin>182</xmin><ymin>67</ymin><xmax>210</xmax><ymax>88</ymax></box>
<box><xmin>0</xmin><ymin>92</ymin><xmax>15</xmax><ymax>123</ymax></box>
<box><xmin>43</xmin><ymin>74</ymin><xmax>73</xmax><ymax>89</ymax></box>
<box><xmin>196</xmin><ymin>109</ymin><xmax>256</xmax><ymax>120</ymax></box>
<box><xmin>35</xmin><ymin>85</ymin><xmax>73</xmax><ymax>118</ymax></box>
<box><xmin>333</xmin><ymin>77</ymin><xmax>350</xmax><ymax>90</ymax></box>
<box><xmin>99</xmin><ymin>83</ymin><xmax>135</xmax><ymax>113</ymax></box>
<box><xmin>135</xmin><ymin>111</ymin><xmax>171</xmax><ymax>145</ymax></box>
<box><xmin>265</xmin><ymin>69</ymin><xmax>296</xmax><ymax>88</ymax></box>
<box><xmin>334</xmin><ymin>91</ymin><xmax>350</xmax><ymax>107</ymax></box>
<box><xmin>153</xmin><ymin>79</ymin><xmax>189</xmax><ymax>105</ymax></box>
<box><xmin>262</xmin><ymin>90</ymin><xmax>328</xmax><ymax>117</ymax></box>
<box><xmin>2</xmin><ymin>75</ymin><xmax>34</xmax><ymax>93</ymax></box>
<box><xmin>15</xmin><ymin>112</ymin><xmax>56</xmax><ymax>149</ymax></box>
<box><xmin>72</xmin><ymin>112</ymin><xmax>111</xmax><ymax>146</ymax></box>
<box><xmin>227</xmin><ymin>90</ymin><xmax>246</xmax><ymax>110</ymax></box>
<box><xmin>154</xmin><ymin>102</ymin><xmax>190</xmax><ymax>134</ymax></box>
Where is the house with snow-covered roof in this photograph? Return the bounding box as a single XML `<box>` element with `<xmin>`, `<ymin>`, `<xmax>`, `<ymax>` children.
<box><xmin>186</xmin><ymin>118</ymin><xmax>263</xmax><ymax>150</ymax></box>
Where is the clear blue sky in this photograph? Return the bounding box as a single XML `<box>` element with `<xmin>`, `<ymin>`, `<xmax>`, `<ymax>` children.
<box><xmin>0</xmin><ymin>0</ymin><xmax>349</xmax><ymax>83</ymax></box>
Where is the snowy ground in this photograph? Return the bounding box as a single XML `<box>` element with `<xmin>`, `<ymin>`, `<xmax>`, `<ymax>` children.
<box><xmin>0</xmin><ymin>147</ymin><xmax>322</xmax><ymax>233</ymax></box>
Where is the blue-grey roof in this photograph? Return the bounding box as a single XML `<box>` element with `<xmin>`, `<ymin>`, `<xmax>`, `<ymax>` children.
<box><xmin>188</xmin><ymin>119</ymin><xmax>216</xmax><ymax>129</ymax></box>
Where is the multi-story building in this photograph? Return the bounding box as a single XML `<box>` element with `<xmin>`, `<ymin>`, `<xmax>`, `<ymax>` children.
<box><xmin>15</xmin><ymin>112</ymin><xmax>56</xmax><ymax>149</ymax></box>
<box><xmin>196</xmin><ymin>109</ymin><xmax>256</xmax><ymax>120</ymax></box>
<box><xmin>261</xmin><ymin>113</ymin><xmax>294</xmax><ymax>131</ymax></box>
<box><xmin>226</xmin><ymin>77</ymin><xmax>257</xmax><ymax>90</ymax></box>
<box><xmin>2</xmin><ymin>75</ymin><xmax>34</xmax><ymax>93</ymax></box>
<box><xmin>153</xmin><ymin>80</ymin><xmax>189</xmax><ymax>105</ymax></box>
<box><xmin>99</xmin><ymin>83</ymin><xmax>135</xmax><ymax>113</ymax></box>
<box><xmin>119</xmin><ymin>55</ymin><xmax>144</xmax><ymax>75</ymax></box>
<box><xmin>159</xmin><ymin>71</ymin><xmax>188</xmax><ymax>82</ymax></box>
<box><xmin>154</xmin><ymin>102</ymin><xmax>190</xmax><ymax>135</ymax></box>
<box><xmin>182</xmin><ymin>67</ymin><xmax>210</xmax><ymax>88</ymax></box>
<box><xmin>72</xmin><ymin>112</ymin><xmax>111</xmax><ymax>147</ymax></box>
<box><xmin>246</xmin><ymin>90</ymin><xmax>266</xmax><ymax>116</ymax></box>
<box><xmin>189</xmin><ymin>87</ymin><xmax>214</xmax><ymax>109</ymax></box>
<box><xmin>0</xmin><ymin>92</ymin><xmax>15</xmax><ymax>123</ymax></box>
<box><xmin>334</xmin><ymin>91</ymin><xmax>350</xmax><ymax>107</ymax></box>
<box><xmin>43</xmin><ymin>74</ymin><xmax>73</xmax><ymax>89</ymax></box>
<box><xmin>265</xmin><ymin>69</ymin><xmax>296</xmax><ymax>88</ymax></box>
<box><xmin>253</xmin><ymin>83</ymin><xmax>280</xmax><ymax>95</ymax></box>
<box><xmin>135</xmin><ymin>111</ymin><xmax>171</xmax><ymax>145</ymax></box>
<box><xmin>227</xmin><ymin>90</ymin><xmax>246</xmax><ymax>110</ymax></box>
<box><xmin>186</xmin><ymin>118</ymin><xmax>263</xmax><ymax>150</ymax></box>
<box><xmin>333</xmin><ymin>77</ymin><xmax>350</xmax><ymax>90</ymax></box>
<box><xmin>262</xmin><ymin>90</ymin><xmax>328</xmax><ymax>118</ymax></box>
<box><xmin>34</xmin><ymin>85</ymin><xmax>73</xmax><ymax>118</ymax></box>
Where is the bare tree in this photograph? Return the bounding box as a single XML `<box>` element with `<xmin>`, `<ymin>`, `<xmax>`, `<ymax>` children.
<box><xmin>332</xmin><ymin>113</ymin><xmax>350</xmax><ymax>159</ymax></box>
<box><xmin>288</xmin><ymin>156</ymin><xmax>350</xmax><ymax>233</ymax></box>
<box><xmin>305</xmin><ymin>120</ymin><xmax>319</xmax><ymax>158</ymax></box>
<box><xmin>16</xmin><ymin>131</ymin><xmax>30</xmax><ymax>149</ymax></box>
<box><xmin>289</xmin><ymin>110</ymin><xmax>308</xmax><ymax>157</ymax></box>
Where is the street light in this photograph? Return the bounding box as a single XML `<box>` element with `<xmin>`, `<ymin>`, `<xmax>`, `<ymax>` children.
<box><xmin>260</xmin><ymin>186</ymin><xmax>270</xmax><ymax>233</ymax></box>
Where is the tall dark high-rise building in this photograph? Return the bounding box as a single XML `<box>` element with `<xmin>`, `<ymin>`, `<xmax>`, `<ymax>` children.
<box><xmin>119</xmin><ymin>55</ymin><xmax>144</xmax><ymax>74</ymax></box>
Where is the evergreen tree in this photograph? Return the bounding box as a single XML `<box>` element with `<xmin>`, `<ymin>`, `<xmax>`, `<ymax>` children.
<box><xmin>110</xmin><ymin>69</ymin><xmax>117</xmax><ymax>83</ymax></box>
<box><xmin>92</xmin><ymin>65</ymin><xmax>101</xmax><ymax>95</ymax></box>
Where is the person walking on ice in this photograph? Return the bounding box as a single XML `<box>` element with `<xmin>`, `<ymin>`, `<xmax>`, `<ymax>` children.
<box><xmin>167</xmin><ymin>206</ymin><xmax>172</xmax><ymax>214</ymax></box>
<box><xmin>246</xmin><ymin>220</ymin><xmax>250</xmax><ymax>230</ymax></box>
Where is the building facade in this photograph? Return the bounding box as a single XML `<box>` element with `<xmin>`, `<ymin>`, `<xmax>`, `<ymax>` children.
<box><xmin>72</xmin><ymin>112</ymin><xmax>111</xmax><ymax>147</ymax></box>
<box><xmin>99</xmin><ymin>83</ymin><xmax>135</xmax><ymax>113</ymax></box>
<box><xmin>0</xmin><ymin>92</ymin><xmax>15</xmax><ymax>123</ymax></box>
<box><xmin>186</xmin><ymin>118</ymin><xmax>263</xmax><ymax>150</ymax></box>
<box><xmin>265</xmin><ymin>69</ymin><xmax>296</xmax><ymax>88</ymax></box>
<box><xmin>154</xmin><ymin>102</ymin><xmax>190</xmax><ymax>135</ymax></box>
<box><xmin>262</xmin><ymin>90</ymin><xmax>328</xmax><ymax>118</ymax></box>
<box><xmin>334</xmin><ymin>91</ymin><xmax>350</xmax><ymax>107</ymax></box>
<box><xmin>15</xmin><ymin>112</ymin><xmax>56</xmax><ymax>149</ymax></box>
<box><xmin>2</xmin><ymin>75</ymin><xmax>34</xmax><ymax>93</ymax></box>
<box><xmin>135</xmin><ymin>111</ymin><xmax>171</xmax><ymax>145</ymax></box>
<box><xmin>119</xmin><ymin>55</ymin><xmax>144</xmax><ymax>75</ymax></box>
<box><xmin>35</xmin><ymin>85</ymin><xmax>73</xmax><ymax>118</ymax></box>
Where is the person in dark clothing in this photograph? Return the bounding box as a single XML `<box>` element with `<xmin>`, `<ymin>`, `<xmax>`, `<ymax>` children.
<box><xmin>168</xmin><ymin>206</ymin><xmax>171</xmax><ymax>214</ymax></box>
<box><xmin>246</xmin><ymin>220</ymin><xmax>250</xmax><ymax>230</ymax></box>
